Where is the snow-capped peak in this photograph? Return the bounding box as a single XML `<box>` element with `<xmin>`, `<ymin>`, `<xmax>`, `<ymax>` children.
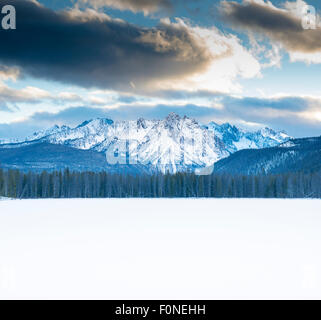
<box><xmin>208</xmin><ymin>121</ymin><xmax>291</xmax><ymax>154</ymax></box>
<box><xmin>25</xmin><ymin>125</ymin><xmax>66</xmax><ymax>142</ymax></box>
<box><xmin>0</xmin><ymin>114</ymin><xmax>291</xmax><ymax>173</ymax></box>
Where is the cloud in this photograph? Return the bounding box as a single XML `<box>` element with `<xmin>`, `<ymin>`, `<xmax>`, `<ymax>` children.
<box><xmin>28</xmin><ymin>104</ymin><xmax>220</xmax><ymax>125</ymax></box>
<box><xmin>0</xmin><ymin>104</ymin><xmax>219</xmax><ymax>139</ymax></box>
<box><xmin>0</xmin><ymin>0</ymin><xmax>209</xmax><ymax>93</ymax></box>
<box><xmin>0</xmin><ymin>102</ymin><xmax>14</xmax><ymax>113</ymax></box>
<box><xmin>221</xmin><ymin>0</ymin><xmax>321</xmax><ymax>64</ymax></box>
<box><xmin>0</xmin><ymin>65</ymin><xmax>20</xmax><ymax>81</ymax></box>
<box><xmin>0</xmin><ymin>85</ymin><xmax>51</xmax><ymax>102</ymax></box>
<box><xmin>0</xmin><ymin>0</ymin><xmax>260</xmax><ymax>96</ymax></box>
<box><xmin>224</xmin><ymin>95</ymin><xmax>309</xmax><ymax>112</ymax></box>
<box><xmin>0</xmin><ymin>81</ymin><xmax>52</xmax><ymax>112</ymax></box>
<box><xmin>78</xmin><ymin>0</ymin><xmax>172</xmax><ymax>15</ymax></box>
<box><xmin>1</xmin><ymin>94</ymin><xmax>321</xmax><ymax>139</ymax></box>
<box><xmin>0</xmin><ymin>81</ymin><xmax>85</xmax><ymax>112</ymax></box>
<box><xmin>218</xmin><ymin>95</ymin><xmax>321</xmax><ymax>136</ymax></box>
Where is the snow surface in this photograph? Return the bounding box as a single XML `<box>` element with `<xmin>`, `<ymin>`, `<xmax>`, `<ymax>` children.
<box><xmin>0</xmin><ymin>198</ymin><xmax>321</xmax><ymax>300</ymax></box>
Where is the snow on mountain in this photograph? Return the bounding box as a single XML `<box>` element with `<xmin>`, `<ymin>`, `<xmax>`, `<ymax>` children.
<box><xmin>0</xmin><ymin>139</ymin><xmax>10</xmax><ymax>144</ymax></box>
<box><xmin>207</xmin><ymin>122</ymin><xmax>290</xmax><ymax>154</ymax></box>
<box><xmin>0</xmin><ymin>113</ymin><xmax>291</xmax><ymax>173</ymax></box>
<box><xmin>25</xmin><ymin>125</ymin><xmax>70</xmax><ymax>142</ymax></box>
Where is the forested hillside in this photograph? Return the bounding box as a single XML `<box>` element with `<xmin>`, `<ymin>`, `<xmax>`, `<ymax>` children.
<box><xmin>215</xmin><ymin>136</ymin><xmax>321</xmax><ymax>175</ymax></box>
<box><xmin>0</xmin><ymin>168</ymin><xmax>320</xmax><ymax>199</ymax></box>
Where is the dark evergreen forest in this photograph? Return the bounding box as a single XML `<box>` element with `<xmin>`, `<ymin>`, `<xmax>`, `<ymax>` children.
<box><xmin>0</xmin><ymin>168</ymin><xmax>320</xmax><ymax>199</ymax></box>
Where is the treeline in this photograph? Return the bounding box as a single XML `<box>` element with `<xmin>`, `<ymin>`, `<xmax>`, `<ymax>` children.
<box><xmin>0</xmin><ymin>168</ymin><xmax>320</xmax><ymax>199</ymax></box>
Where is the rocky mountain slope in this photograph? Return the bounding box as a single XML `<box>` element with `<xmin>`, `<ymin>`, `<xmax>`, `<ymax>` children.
<box><xmin>0</xmin><ymin>113</ymin><xmax>290</xmax><ymax>173</ymax></box>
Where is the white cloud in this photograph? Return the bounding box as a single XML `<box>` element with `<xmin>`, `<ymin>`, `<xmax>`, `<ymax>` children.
<box><xmin>0</xmin><ymin>84</ymin><xmax>51</xmax><ymax>103</ymax></box>
<box><xmin>0</xmin><ymin>66</ymin><xmax>20</xmax><ymax>82</ymax></box>
<box><xmin>77</xmin><ymin>0</ymin><xmax>171</xmax><ymax>15</ymax></box>
<box><xmin>145</xmin><ymin>19</ymin><xmax>262</xmax><ymax>95</ymax></box>
<box><xmin>289</xmin><ymin>51</ymin><xmax>321</xmax><ymax>64</ymax></box>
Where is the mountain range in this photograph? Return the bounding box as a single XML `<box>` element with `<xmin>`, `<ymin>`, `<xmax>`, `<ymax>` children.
<box><xmin>0</xmin><ymin>113</ymin><xmax>295</xmax><ymax>174</ymax></box>
<box><xmin>6</xmin><ymin>112</ymin><xmax>320</xmax><ymax>175</ymax></box>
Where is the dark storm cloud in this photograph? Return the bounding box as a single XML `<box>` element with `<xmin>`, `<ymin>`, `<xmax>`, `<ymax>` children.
<box><xmin>220</xmin><ymin>1</ymin><xmax>321</xmax><ymax>54</ymax></box>
<box><xmin>0</xmin><ymin>0</ymin><xmax>211</xmax><ymax>92</ymax></box>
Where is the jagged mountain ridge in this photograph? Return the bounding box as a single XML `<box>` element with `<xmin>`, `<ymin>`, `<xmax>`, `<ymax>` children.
<box><xmin>0</xmin><ymin>113</ymin><xmax>290</xmax><ymax>173</ymax></box>
<box><xmin>207</xmin><ymin>122</ymin><xmax>289</xmax><ymax>154</ymax></box>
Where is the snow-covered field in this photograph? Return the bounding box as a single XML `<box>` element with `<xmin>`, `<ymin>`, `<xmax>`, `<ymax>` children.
<box><xmin>0</xmin><ymin>198</ymin><xmax>321</xmax><ymax>299</ymax></box>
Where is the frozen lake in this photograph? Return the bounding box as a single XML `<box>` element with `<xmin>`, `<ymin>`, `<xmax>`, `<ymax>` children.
<box><xmin>0</xmin><ymin>198</ymin><xmax>321</xmax><ymax>299</ymax></box>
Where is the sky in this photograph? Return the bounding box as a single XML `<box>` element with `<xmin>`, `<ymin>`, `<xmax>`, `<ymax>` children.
<box><xmin>0</xmin><ymin>0</ymin><xmax>320</xmax><ymax>138</ymax></box>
